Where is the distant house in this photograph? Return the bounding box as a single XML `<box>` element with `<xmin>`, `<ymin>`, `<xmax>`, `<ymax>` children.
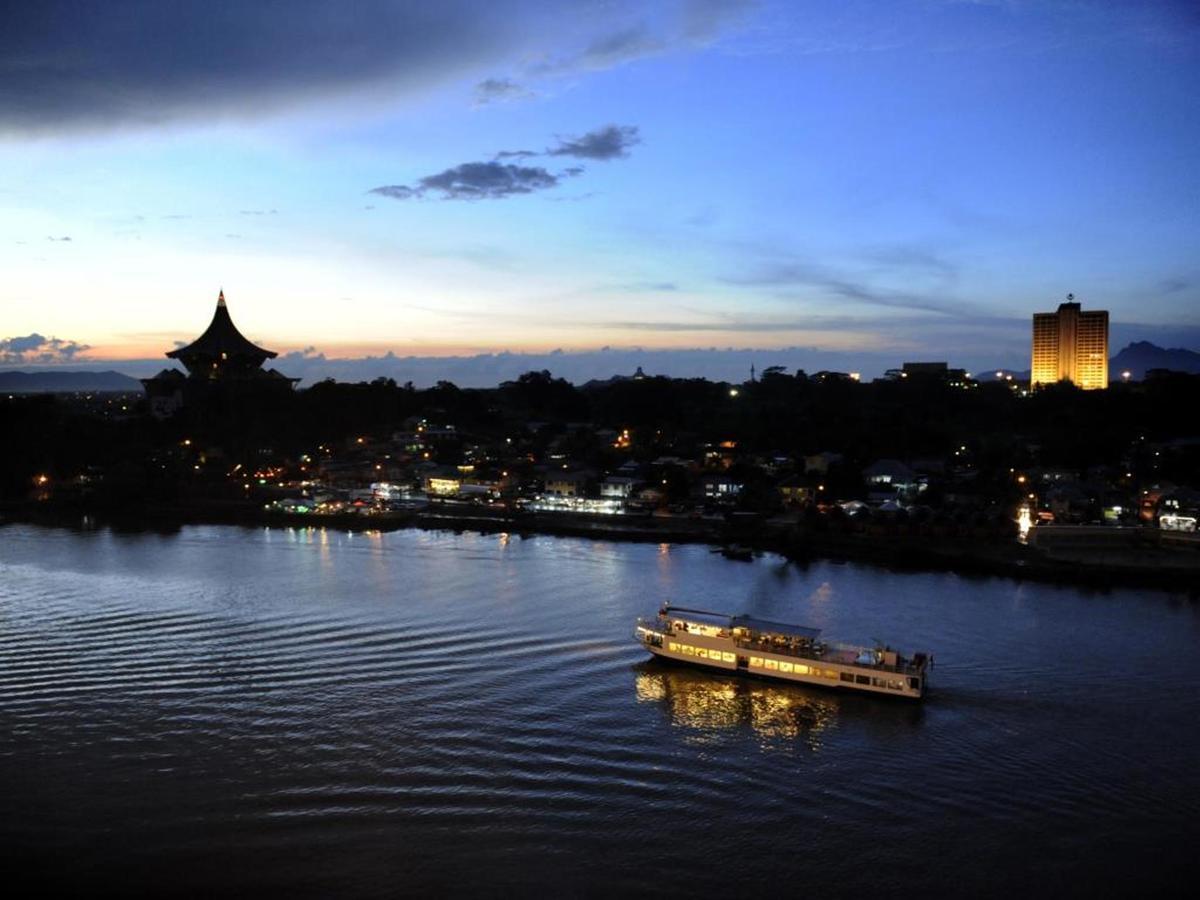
<box><xmin>601</xmin><ymin>476</ymin><xmax>639</xmax><ymax>499</ymax></box>
<box><xmin>804</xmin><ymin>451</ymin><xmax>843</xmax><ymax>475</ymax></box>
<box><xmin>545</xmin><ymin>470</ymin><xmax>592</xmax><ymax>498</ymax></box>
<box><xmin>777</xmin><ymin>475</ymin><xmax>815</xmax><ymax>506</ymax></box>
<box><xmin>863</xmin><ymin>459</ymin><xmax>917</xmax><ymax>486</ymax></box>
<box><xmin>863</xmin><ymin>459</ymin><xmax>924</xmax><ymax>502</ymax></box>
<box><xmin>423</xmin><ymin>467</ymin><xmax>463</xmax><ymax>497</ymax></box>
<box><xmin>701</xmin><ymin>473</ymin><xmax>743</xmax><ymax>501</ymax></box>
<box><xmin>1045</xmin><ymin>482</ymin><xmax>1096</xmax><ymax>523</ymax></box>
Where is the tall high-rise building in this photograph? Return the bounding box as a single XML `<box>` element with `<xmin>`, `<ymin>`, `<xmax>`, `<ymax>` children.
<box><xmin>1030</xmin><ymin>295</ymin><xmax>1109</xmax><ymax>390</ymax></box>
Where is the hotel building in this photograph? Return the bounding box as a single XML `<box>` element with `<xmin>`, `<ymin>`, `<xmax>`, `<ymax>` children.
<box><xmin>1030</xmin><ymin>296</ymin><xmax>1109</xmax><ymax>390</ymax></box>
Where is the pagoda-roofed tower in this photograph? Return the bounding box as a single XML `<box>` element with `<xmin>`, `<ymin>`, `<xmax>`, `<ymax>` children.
<box><xmin>142</xmin><ymin>290</ymin><xmax>296</xmax><ymax>418</ymax></box>
<box><xmin>167</xmin><ymin>290</ymin><xmax>279</xmax><ymax>380</ymax></box>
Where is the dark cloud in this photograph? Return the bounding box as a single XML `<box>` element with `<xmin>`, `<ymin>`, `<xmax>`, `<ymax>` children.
<box><xmin>0</xmin><ymin>1</ymin><xmax>526</xmax><ymax>131</ymax></box>
<box><xmin>2</xmin><ymin>2</ymin><xmax>755</xmax><ymax>132</ymax></box>
<box><xmin>0</xmin><ymin>333</ymin><xmax>91</xmax><ymax>364</ymax></box>
<box><xmin>372</xmin><ymin>124</ymin><xmax>636</xmax><ymax>201</ymax></box>
<box><xmin>371</xmin><ymin>161</ymin><xmax>560</xmax><ymax>201</ymax></box>
<box><xmin>495</xmin><ymin>124</ymin><xmax>639</xmax><ymax>162</ymax></box>
<box><xmin>473</xmin><ymin>77</ymin><xmax>532</xmax><ymax>105</ymax></box>
<box><xmin>1159</xmin><ymin>277</ymin><xmax>1191</xmax><ymax>295</ymax></box>
<box><xmin>548</xmin><ymin>125</ymin><xmax>640</xmax><ymax>160</ymax></box>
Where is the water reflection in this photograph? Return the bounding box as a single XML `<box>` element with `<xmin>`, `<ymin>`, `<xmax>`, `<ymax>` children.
<box><xmin>634</xmin><ymin>661</ymin><xmax>839</xmax><ymax>750</ymax></box>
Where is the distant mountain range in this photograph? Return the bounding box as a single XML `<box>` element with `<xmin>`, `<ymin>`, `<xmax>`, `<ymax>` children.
<box><xmin>0</xmin><ymin>370</ymin><xmax>144</xmax><ymax>393</ymax></box>
<box><xmin>976</xmin><ymin>341</ymin><xmax>1200</xmax><ymax>383</ymax></box>
<box><xmin>1108</xmin><ymin>341</ymin><xmax>1200</xmax><ymax>379</ymax></box>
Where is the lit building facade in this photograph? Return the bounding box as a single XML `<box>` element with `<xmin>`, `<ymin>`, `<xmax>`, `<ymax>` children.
<box><xmin>1030</xmin><ymin>296</ymin><xmax>1109</xmax><ymax>390</ymax></box>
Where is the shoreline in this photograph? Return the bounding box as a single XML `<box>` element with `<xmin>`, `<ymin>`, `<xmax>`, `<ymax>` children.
<box><xmin>3</xmin><ymin>500</ymin><xmax>1198</xmax><ymax>595</ymax></box>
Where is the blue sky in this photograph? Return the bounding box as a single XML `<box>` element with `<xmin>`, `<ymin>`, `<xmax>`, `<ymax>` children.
<box><xmin>1</xmin><ymin>0</ymin><xmax>1198</xmax><ymax>381</ymax></box>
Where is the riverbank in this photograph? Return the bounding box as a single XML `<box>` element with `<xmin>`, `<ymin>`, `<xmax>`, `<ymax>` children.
<box><xmin>3</xmin><ymin>499</ymin><xmax>1198</xmax><ymax>594</ymax></box>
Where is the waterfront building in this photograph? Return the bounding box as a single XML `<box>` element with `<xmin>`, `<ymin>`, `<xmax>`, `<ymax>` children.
<box><xmin>1031</xmin><ymin>295</ymin><xmax>1109</xmax><ymax>390</ymax></box>
<box><xmin>141</xmin><ymin>290</ymin><xmax>297</xmax><ymax>416</ymax></box>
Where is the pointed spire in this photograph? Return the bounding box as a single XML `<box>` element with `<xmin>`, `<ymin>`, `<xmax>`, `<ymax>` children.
<box><xmin>217</xmin><ymin>288</ymin><xmax>226</xmax><ymax>308</ymax></box>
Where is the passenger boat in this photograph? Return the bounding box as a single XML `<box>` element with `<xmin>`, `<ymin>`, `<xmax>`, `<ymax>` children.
<box><xmin>635</xmin><ymin>604</ymin><xmax>931</xmax><ymax>699</ymax></box>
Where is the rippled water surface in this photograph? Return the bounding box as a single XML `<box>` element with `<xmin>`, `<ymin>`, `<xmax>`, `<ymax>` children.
<box><xmin>2</xmin><ymin>523</ymin><xmax>1198</xmax><ymax>896</ymax></box>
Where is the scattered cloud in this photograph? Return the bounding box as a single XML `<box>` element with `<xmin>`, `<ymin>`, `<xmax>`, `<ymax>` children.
<box><xmin>371</xmin><ymin>161</ymin><xmax>562</xmax><ymax>200</ymax></box>
<box><xmin>46</xmin><ymin>235</ymin><xmax>72</xmax><ymax>242</ymax></box>
<box><xmin>682</xmin><ymin>0</ymin><xmax>759</xmax><ymax>43</ymax></box>
<box><xmin>548</xmin><ymin>124</ymin><xmax>640</xmax><ymax>160</ymax></box>
<box><xmin>0</xmin><ymin>333</ymin><xmax>91</xmax><ymax>364</ymax></box>
<box><xmin>473</xmin><ymin>77</ymin><xmax>533</xmax><ymax>105</ymax></box>
<box><xmin>723</xmin><ymin>259</ymin><xmax>966</xmax><ymax>316</ymax></box>
<box><xmin>371</xmin><ymin>124</ymin><xmax>637</xmax><ymax>201</ymax></box>
<box><xmin>611</xmin><ymin>281</ymin><xmax>680</xmax><ymax>292</ymax></box>
<box><xmin>239</xmin><ymin>209</ymin><xmax>278</xmax><ymax>216</ymax></box>
<box><xmin>862</xmin><ymin>244</ymin><xmax>958</xmax><ymax>280</ymax></box>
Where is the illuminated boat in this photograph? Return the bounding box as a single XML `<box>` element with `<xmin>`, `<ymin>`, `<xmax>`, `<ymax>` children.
<box><xmin>634</xmin><ymin>605</ymin><xmax>931</xmax><ymax>699</ymax></box>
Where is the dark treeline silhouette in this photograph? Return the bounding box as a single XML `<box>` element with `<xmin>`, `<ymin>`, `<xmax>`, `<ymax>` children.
<box><xmin>2</xmin><ymin>368</ymin><xmax>1199</xmax><ymax>509</ymax></box>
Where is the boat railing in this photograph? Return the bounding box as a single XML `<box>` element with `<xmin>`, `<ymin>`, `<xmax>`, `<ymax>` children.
<box><xmin>733</xmin><ymin>635</ymin><xmax>921</xmax><ymax>674</ymax></box>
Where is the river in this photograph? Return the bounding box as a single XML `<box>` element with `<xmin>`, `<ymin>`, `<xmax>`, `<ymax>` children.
<box><xmin>2</xmin><ymin>523</ymin><xmax>1197</xmax><ymax>896</ymax></box>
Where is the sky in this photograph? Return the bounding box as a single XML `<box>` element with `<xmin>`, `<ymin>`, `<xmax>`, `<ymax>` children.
<box><xmin>1</xmin><ymin>0</ymin><xmax>1198</xmax><ymax>383</ymax></box>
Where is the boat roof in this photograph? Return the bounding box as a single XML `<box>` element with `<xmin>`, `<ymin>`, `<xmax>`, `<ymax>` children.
<box><xmin>732</xmin><ymin>615</ymin><xmax>821</xmax><ymax>640</ymax></box>
<box><xmin>663</xmin><ymin>606</ymin><xmax>821</xmax><ymax>640</ymax></box>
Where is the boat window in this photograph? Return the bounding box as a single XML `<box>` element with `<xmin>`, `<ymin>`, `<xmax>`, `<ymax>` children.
<box><xmin>855</xmin><ymin>675</ymin><xmax>870</xmax><ymax>685</ymax></box>
<box><xmin>764</xmin><ymin>659</ymin><xmax>779</xmax><ymax>671</ymax></box>
<box><xmin>749</xmin><ymin>657</ymin><xmax>763</xmax><ymax>668</ymax></box>
<box><xmin>794</xmin><ymin>664</ymin><xmax>808</xmax><ymax>675</ymax></box>
<box><xmin>696</xmin><ymin>648</ymin><xmax>708</xmax><ymax>659</ymax></box>
<box><xmin>721</xmin><ymin>652</ymin><xmax>736</xmax><ymax>663</ymax></box>
<box><xmin>779</xmin><ymin>662</ymin><xmax>793</xmax><ymax>673</ymax></box>
<box><xmin>840</xmin><ymin>672</ymin><xmax>854</xmax><ymax>683</ymax></box>
<box><xmin>669</xmin><ymin>642</ymin><xmax>679</xmax><ymax>652</ymax></box>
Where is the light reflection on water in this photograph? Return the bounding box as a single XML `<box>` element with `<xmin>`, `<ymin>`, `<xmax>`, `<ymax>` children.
<box><xmin>635</xmin><ymin>662</ymin><xmax>840</xmax><ymax>750</ymax></box>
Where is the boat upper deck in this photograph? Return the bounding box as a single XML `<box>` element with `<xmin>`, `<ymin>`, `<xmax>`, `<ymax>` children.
<box><xmin>639</xmin><ymin>606</ymin><xmax>930</xmax><ymax>677</ymax></box>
